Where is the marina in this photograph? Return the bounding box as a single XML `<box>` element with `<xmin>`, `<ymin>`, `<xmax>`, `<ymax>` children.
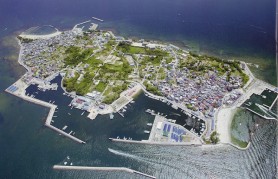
<box><xmin>5</xmin><ymin>78</ymin><xmax>86</xmax><ymax>144</ymax></box>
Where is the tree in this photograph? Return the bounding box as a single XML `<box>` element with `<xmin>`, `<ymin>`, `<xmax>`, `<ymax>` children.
<box><xmin>210</xmin><ymin>131</ymin><xmax>220</xmax><ymax>144</ymax></box>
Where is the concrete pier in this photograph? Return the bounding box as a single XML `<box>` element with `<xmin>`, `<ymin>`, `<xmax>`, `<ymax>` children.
<box><xmin>109</xmin><ymin>138</ymin><xmax>201</xmax><ymax>146</ymax></box>
<box><xmin>53</xmin><ymin>165</ymin><xmax>155</xmax><ymax>179</ymax></box>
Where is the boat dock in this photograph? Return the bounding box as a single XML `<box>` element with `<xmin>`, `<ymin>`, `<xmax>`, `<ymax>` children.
<box><xmin>53</xmin><ymin>165</ymin><xmax>155</xmax><ymax>179</ymax></box>
<box><xmin>89</xmin><ymin>23</ymin><xmax>98</xmax><ymax>31</ymax></box>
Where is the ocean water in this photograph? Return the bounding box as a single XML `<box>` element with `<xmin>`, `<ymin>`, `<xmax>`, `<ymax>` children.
<box><xmin>0</xmin><ymin>0</ymin><xmax>277</xmax><ymax>178</ymax></box>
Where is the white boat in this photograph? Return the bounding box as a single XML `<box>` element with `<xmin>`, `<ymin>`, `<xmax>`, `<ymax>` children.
<box><xmin>147</xmin><ymin>123</ymin><xmax>153</xmax><ymax>126</ymax></box>
<box><xmin>110</xmin><ymin>113</ymin><xmax>114</xmax><ymax>119</ymax></box>
<box><xmin>68</xmin><ymin>113</ymin><xmax>71</xmax><ymax>115</ymax></box>
<box><xmin>64</xmin><ymin>162</ymin><xmax>67</xmax><ymax>165</ymax></box>
<box><xmin>81</xmin><ymin>111</ymin><xmax>85</xmax><ymax>116</ymax></box>
<box><xmin>144</xmin><ymin>130</ymin><xmax>150</xmax><ymax>134</ymax></box>
<box><xmin>70</xmin><ymin>163</ymin><xmax>73</xmax><ymax>166</ymax></box>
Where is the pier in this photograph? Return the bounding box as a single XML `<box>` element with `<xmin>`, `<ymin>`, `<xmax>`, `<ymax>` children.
<box><xmin>109</xmin><ymin>138</ymin><xmax>202</xmax><ymax>146</ymax></box>
<box><xmin>53</xmin><ymin>165</ymin><xmax>155</xmax><ymax>179</ymax></box>
<box><xmin>109</xmin><ymin>113</ymin><xmax>203</xmax><ymax>146</ymax></box>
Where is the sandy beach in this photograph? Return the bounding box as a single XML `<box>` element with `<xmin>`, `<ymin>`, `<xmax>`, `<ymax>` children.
<box><xmin>216</xmin><ymin>107</ymin><xmax>237</xmax><ymax>144</ymax></box>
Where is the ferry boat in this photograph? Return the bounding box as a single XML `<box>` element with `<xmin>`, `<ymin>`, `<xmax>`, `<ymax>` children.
<box><xmin>144</xmin><ymin>130</ymin><xmax>150</xmax><ymax>134</ymax></box>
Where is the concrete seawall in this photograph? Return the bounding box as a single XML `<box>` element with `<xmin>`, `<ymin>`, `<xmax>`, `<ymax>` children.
<box><xmin>109</xmin><ymin>138</ymin><xmax>202</xmax><ymax>146</ymax></box>
<box><xmin>53</xmin><ymin>165</ymin><xmax>156</xmax><ymax>178</ymax></box>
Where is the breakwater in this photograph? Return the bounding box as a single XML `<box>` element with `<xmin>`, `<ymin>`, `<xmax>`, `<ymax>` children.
<box><xmin>53</xmin><ymin>165</ymin><xmax>155</xmax><ymax>179</ymax></box>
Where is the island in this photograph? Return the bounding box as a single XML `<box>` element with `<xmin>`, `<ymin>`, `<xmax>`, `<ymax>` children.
<box><xmin>5</xmin><ymin>20</ymin><xmax>278</xmax><ymax>149</ymax></box>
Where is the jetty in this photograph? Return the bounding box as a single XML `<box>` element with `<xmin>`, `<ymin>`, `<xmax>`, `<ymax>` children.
<box><xmin>53</xmin><ymin>165</ymin><xmax>155</xmax><ymax>179</ymax></box>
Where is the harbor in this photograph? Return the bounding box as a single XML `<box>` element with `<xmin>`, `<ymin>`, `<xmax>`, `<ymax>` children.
<box><xmin>5</xmin><ymin>78</ymin><xmax>86</xmax><ymax>144</ymax></box>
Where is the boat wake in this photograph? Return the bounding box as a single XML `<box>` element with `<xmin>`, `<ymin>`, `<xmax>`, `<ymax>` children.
<box><xmin>108</xmin><ymin>148</ymin><xmax>156</xmax><ymax>164</ymax></box>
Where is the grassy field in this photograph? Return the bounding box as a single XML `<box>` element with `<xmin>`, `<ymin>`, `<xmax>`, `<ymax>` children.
<box><xmin>129</xmin><ymin>46</ymin><xmax>146</xmax><ymax>54</ymax></box>
<box><xmin>94</xmin><ymin>82</ymin><xmax>107</xmax><ymax>92</ymax></box>
<box><xmin>231</xmin><ymin>136</ymin><xmax>248</xmax><ymax>148</ymax></box>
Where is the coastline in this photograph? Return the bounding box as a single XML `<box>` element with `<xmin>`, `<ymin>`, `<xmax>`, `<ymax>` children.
<box><xmin>9</xmin><ymin>22</ymin><xmax>277</xmax><ymax>149</ymax></box>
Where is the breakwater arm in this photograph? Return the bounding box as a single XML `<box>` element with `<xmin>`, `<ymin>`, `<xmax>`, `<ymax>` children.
<box><xmin>53</xmin><ymin>165</ymin><xmax>155</xmax><ymax>179</ymax></box>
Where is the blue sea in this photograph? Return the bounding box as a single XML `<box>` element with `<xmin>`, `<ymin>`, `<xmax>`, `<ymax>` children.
<box><xmin>0</xmin><ymin>0</ymin><xmax>277</xmax><ymax>178</ymax></box>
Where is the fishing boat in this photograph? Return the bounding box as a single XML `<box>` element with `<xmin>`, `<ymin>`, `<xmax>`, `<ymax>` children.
<box><xmin>109</xmin><ymin>113</ymin><xmax>114</xmax><ymax>119</ymax></box>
